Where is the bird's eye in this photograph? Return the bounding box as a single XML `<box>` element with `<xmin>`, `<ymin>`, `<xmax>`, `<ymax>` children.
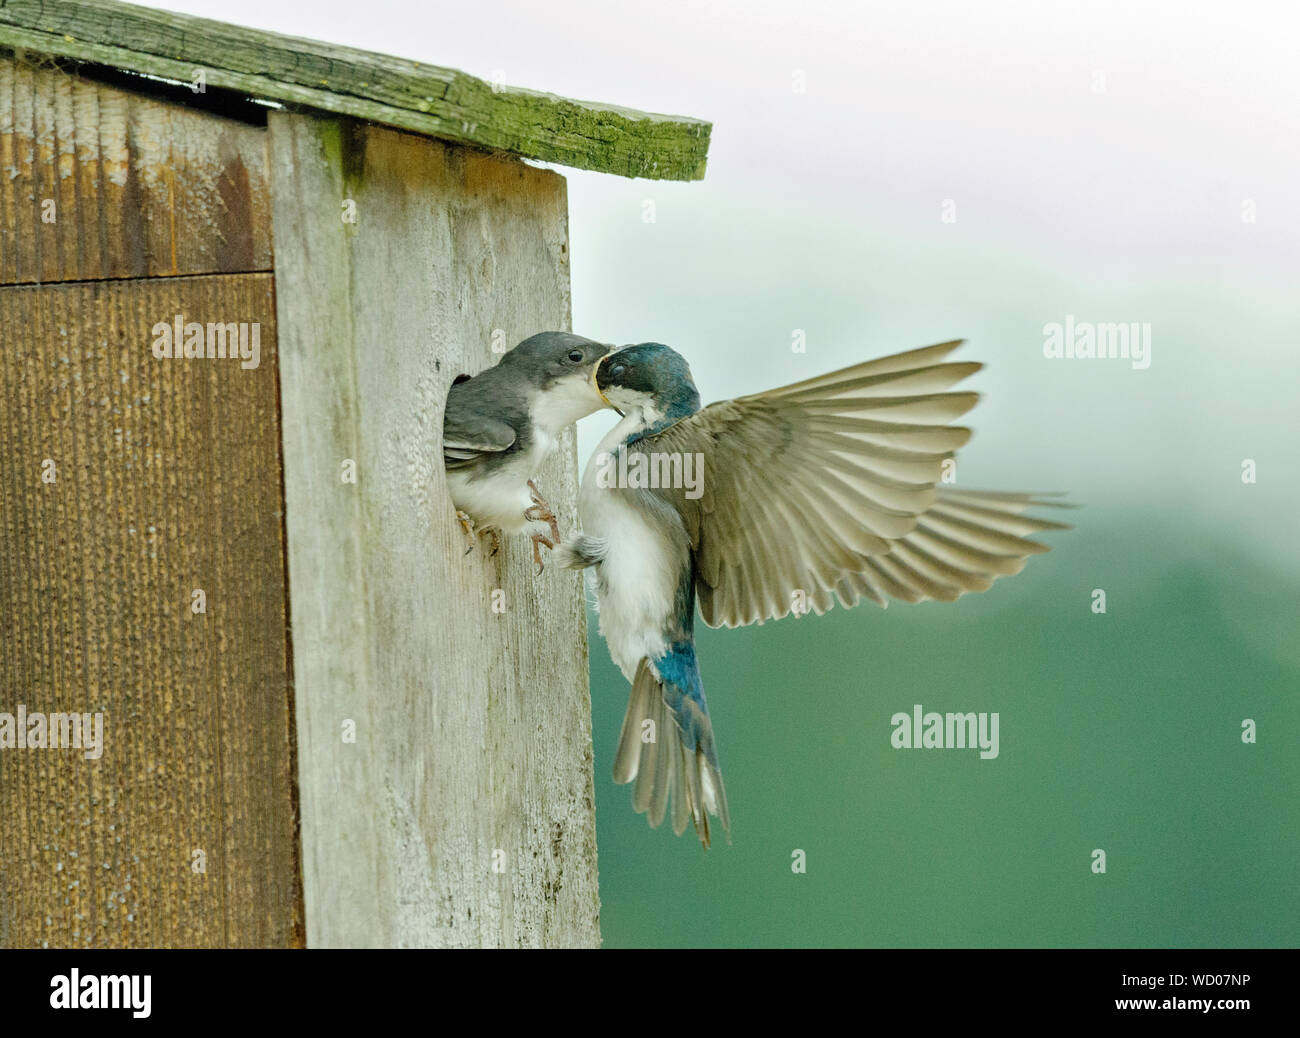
<box><xmin>610</xmin><ymin>363</ymin><xmax>626</xmax><ymax>380</ymax></box>
<box><xmin>567</xmin><ymin>349</ymin><xmax>583</xmax><ymax>362</ymax></box>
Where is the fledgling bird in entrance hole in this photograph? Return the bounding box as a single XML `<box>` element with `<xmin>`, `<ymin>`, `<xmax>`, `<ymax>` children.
<box><xmin>443</xmin><ymin>332</ymin><xmax>613</xmax><ymax>572</ymax></box>
<box><xmin>557</xmin><ymin>340</ymin><xmax>1070</xmax><ymax>848</ymax></box>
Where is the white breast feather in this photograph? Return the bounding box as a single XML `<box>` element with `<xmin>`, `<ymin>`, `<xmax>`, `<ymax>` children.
<box><xmin>447</xmin><ymin>425</ymin><xmax>555</xmax><ymax>534</ymax></box>
<box><xmin>580</xmin><ymin>411</ymin><xmax>677</xmax><ymax>679</ymax></box>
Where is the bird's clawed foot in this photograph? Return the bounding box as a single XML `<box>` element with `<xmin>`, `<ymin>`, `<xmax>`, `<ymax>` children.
<box><xmin>524</xmin><ymin>478</ymin><xmax>562</xmax><ymax>544</ymax></box>
<box><xmin>456</xmin><ymin>509</ymin><xmax>476</xmax><ymax>556</ymax></box>
<box><xmin>530</xmin><ymin>532</ymin><xmax>554</xmax><ymax>575</ymax></box>
<box><xmin>456</xmin><ymin>510</ymin><xmax>500</xmax><ymax>558</ymax></box>
<box><xmin>524</xmin><ymin>480</ymin><xmax>562</xmax><ymax>575</ymax></box>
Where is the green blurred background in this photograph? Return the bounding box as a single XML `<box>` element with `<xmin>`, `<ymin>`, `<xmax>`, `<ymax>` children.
<box><xmin>548</xmin><ymin>1</ymin><xmax>1300</xmax><ymax>947</ymax></box>
<box><xmin>583</xmin><ymin>522</ymin><xmax>1298</xmax><ymax>947</ymax></box>
<box><xmin>566</xmin><ymin>175</ymin><xmax>1300</xmax><ymax>948</ymax></box>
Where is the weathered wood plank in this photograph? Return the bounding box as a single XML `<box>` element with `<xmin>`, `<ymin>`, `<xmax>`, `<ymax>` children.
<box><xmin>0</xmin><ymin>0</ymin><xmax>710</xmax><ymax>181</ymax></box>
<box><xmin>0</xmin><ymin>51</ymin><xmax>273</xmax><ymax>285</ymax></box>
<box><xmin>270</xmin><ymin>113</ymin><xmax>600</xmax><ymax>948</ymax></box>
<box><xmin>0</xmin><ymin>273</ymin><xmax>302</xmax><ymax>947</ymax></box>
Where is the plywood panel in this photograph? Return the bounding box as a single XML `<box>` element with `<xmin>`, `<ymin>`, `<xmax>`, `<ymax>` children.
<box><xmin>270</xmin><ymin>113</ymin><xmax>600</xmax><ymax>947</ymax></box>
<box><xmin>0</xmin><ymin>51</ymin><xmax>273</xmax><ymax>286</ymax></box>
<box><xmin>0</xmin><ymin>273</ymin><xmax>302</xmax><ymax>947</ymax></box>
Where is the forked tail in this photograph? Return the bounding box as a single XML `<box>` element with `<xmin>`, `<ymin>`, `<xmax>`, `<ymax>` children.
<box><xmin>612</xmin><ymin>644</ymin><xmax>730</xmax><ymax>848</ymax></box>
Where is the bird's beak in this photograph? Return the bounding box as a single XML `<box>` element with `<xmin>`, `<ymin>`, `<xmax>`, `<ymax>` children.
<box><xmin>592</xmin><ymin>352</ymin><xmax>621</xmax><ymax>414</ymax></box>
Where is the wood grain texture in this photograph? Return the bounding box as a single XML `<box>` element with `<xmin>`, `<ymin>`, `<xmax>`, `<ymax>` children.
<box><xmin>0</xmin><ymin>0</ymin><xmax>710</xmax><ymax>181</ymax></box>
<box><xmin>0</xmin><ymin>273</ymin><xmax>303</xmax><ymax>947</ymax></box>
<box><xmin>270</xmin><ymin>112</ymin><xmax>600</xmax><ymax>947</ymax></box>
<box><xmin>0</xmin><ymin>50</ymin><xmax>273</xmax><ymax>286</ymax></box>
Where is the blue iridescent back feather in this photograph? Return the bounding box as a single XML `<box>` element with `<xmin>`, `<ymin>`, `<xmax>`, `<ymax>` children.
<box><xmin>653</xmin><ymin>641</ymin><xmax>720</xmax><ymax>769</ymax></box>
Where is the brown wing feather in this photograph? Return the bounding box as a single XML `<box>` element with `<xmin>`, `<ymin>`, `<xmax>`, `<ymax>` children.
<box><xmin>643</xmin><ymin>341</ymin><xmax>1069</xmax><ymax>627</ymax></box>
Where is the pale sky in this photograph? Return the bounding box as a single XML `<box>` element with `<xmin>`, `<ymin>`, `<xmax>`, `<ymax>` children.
<box><xmin>137</xmin><ymin>0</ymin><xmax>1300</xmax><ymax>565</ymax></box>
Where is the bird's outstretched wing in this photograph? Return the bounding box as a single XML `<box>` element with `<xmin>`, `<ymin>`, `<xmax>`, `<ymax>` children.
<box><xmin>827</xmin><ymin>488</ymin><xmax>1071</xmax><ymax>610</ymax></box>
<box><xmin>442</xmin><ymin>409</ymin><xmax>517</xmax><ymax>470</ymax></box>
<box><xmin>643</xmin><ymin>340</ymin><xmax>1069</xmax><ymax>627</ymax></box>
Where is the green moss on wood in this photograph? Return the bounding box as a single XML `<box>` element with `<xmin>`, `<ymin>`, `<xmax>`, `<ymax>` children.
<box><xmin>0</xmin><ymin>0</ymin><xmax>710</xmax><ymax>180</ymax></box>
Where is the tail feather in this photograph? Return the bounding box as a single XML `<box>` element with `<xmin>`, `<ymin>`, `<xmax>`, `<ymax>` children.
<box><xmin>613</xmin><ymin>669</ymin><xmax>652</xmax><ymax>784</ymax></box>
<box><xmin>613</xmin><ymin>654</ymin><xmax>730</xmax><ymax>848</ymax></box>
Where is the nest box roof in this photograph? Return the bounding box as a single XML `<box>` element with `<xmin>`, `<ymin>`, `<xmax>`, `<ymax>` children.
<box><xmin>0</xmin><ymin>0</ymin><xmax>711</xmax><ymax>180</ymax></box>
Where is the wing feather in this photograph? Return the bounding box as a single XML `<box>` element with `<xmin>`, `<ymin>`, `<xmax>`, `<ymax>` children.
<box><xmin>441</xmin><ymin>408</ymin><xmax>517</xmax><ymax>469</ymax></box>
<box><xmin>637</xmin><ymin>341</ymin><xmax>1069</xmax><ymax>626</ymax></box>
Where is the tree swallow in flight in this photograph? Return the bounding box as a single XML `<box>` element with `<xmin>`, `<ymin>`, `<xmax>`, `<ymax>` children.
<box><xmin>558</xmin><ymin>340</ymin><xmax>1069</xmax><ymax>847</ymax></box>
<box><xmin>443</xmin><ymin>332</ymin><xmax>613</xmax><ymax>571</ymax></box>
